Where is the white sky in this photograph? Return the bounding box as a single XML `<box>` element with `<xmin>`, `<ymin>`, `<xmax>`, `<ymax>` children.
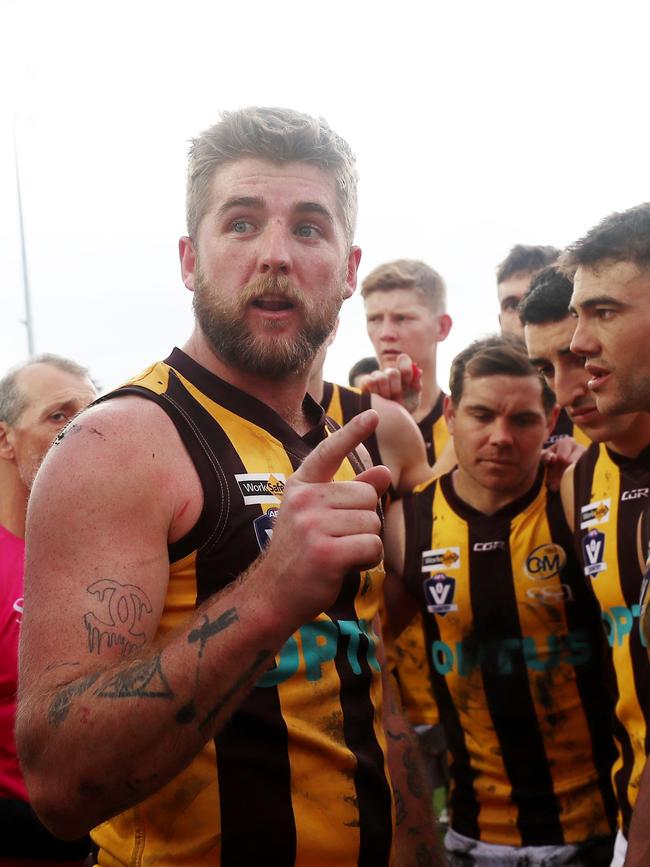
<box><xmin>2</xmin><ymin>0</ymin><xmax>649</xmax><ymax>394</ymax></box>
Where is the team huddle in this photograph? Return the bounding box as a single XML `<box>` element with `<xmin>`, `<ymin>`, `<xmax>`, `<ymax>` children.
<box><xmin>2</xmin><ymin>106</ymin><xmax>650</xmax><ymax>867</ymax></box>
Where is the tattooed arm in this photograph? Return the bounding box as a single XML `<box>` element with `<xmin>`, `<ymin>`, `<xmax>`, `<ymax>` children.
<box><xmin>16</xmin><ymin>398</ymin><xmax>389</xmax><ymax>839</ymax></box>
<box><xmin>381</xmin><ymin>653</ymin><xmax>447</xmax><ymax>866</ymax></box>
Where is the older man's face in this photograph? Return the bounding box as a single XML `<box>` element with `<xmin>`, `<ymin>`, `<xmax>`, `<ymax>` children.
<box><xmin>5</xmin><ymin>363</ymin><xmax>96</xmax><ymax>489</ymax></box>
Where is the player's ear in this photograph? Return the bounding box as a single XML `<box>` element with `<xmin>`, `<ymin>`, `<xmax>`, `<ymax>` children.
<box><xmin>443</xmin><ymin>394</ymin><xmax>456</xmax><ymax>434</ymax></box>
<box><xmin>545</xmin><ymin>403</ymin><xmax>560</xmax><ymax>439</ymax></box>
<box><xmin>179</xmin><ymin>236</ymin><xmax>197</xmax><ymax>292</ymax></box>
<box><xmin>343</xmin><ymin>246</ymin><xmax>362</xmax><ymax>299</ymax></box>
<box><xmin>0</xmin><ymin>422</ymin><xmax>15</xmax><ymax>462</ymax></box>
<box><xmin>436</xmin><ymin>313</ymin><xmax>453</xmax><ymax>342</ymax></box>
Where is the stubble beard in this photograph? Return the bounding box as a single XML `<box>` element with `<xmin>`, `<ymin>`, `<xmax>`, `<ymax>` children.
<box><xmin>193</xmin><ymin>268</ymin><xmax>345</xmax><ymax>380</ymax></box>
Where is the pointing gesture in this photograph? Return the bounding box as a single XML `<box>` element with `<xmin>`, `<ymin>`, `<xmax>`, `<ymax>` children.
<box><xmin>260</xmin><ymin>410</ymin><xmax>392</xmax><ymax>630</ymax></box>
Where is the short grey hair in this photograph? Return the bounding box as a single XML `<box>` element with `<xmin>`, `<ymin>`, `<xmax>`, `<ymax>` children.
<box><xmin>186</xmin><ymin>106</ymin><xmax>358</xmax><ymax>245</ymax></box>
<box><xmin>0</xmin><ymin>354</ymin><xmax>91</xmax><ymax>425</ymax></box>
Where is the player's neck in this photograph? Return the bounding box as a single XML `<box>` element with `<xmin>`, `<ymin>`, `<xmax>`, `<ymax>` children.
<box><xmin>0</xmin><ymin>464</ymin><xmax>28</xmax><ymax>539</ymax></box>
<box><xmin>413</xmin><ymin>358</ymin><xmax>442</xmax><ymax>423</ymax></box>
<box><xmin>451</xmin><ymin>466</ymin><xmax>539</xmax><ymax>516</ymax></box>
<box><xmin>182</xmin><ymin>330</ymin><xmax>314</xmax><ymax>434</ymax></box>
<box><xmin>606</xmin><ymin>415</ymin><xmax>650</xmax><ymax>458</ymax></box>
<box><xmin>306</xmin><ymin>363</ymin><xmax>325</xmax><ymax>405</ymax></box>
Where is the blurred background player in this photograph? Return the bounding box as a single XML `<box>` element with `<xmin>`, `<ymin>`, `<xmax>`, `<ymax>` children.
<box><xmin>0</xmin><ymin>355</ymin><xmax>96</xmax><ymax>865</ymax></box>
<box><xmin>360</xmin><ymin>261</ymin><xmax>454</xmax><ymax>788</ymax></box>
<box><xmin>496</xmin><ymin>244</ymin><xmax>559</xmax><ymax>337</ymax></box>
<box><xmin>348</xmin><ymin>356</ymin><xmax>379</xmax><ymax>389</ymax></box>
<box><xmin>362</xmin><ymin>259</ymin><xmax>452</xmax><ymax>466</ymax></box>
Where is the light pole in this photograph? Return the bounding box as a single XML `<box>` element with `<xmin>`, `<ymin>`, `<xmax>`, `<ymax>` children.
<box><xmin>14</xmin><ymin>118</ymin><xmax>35</xmax><ymax>357</ymax></box>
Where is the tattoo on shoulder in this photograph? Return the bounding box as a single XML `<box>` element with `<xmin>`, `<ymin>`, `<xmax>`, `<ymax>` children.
<box><xmin>188</xmin><ymin>608</ymin><xmax>239</xmax><ymax>658</ymax></box>
<box><xmin>84</xmin><ymin>579</ymin><xmax>153</xmax><ymax>656</ymax></box>
<box><xmin>95</xmin><ymin>654</ymin><xmax>173</xmax><ymax>700</ymax></box>
<box><xmin>48</xmin><ymin>672</ymin><xmax>101</xmax><ymax>727</ymax></box>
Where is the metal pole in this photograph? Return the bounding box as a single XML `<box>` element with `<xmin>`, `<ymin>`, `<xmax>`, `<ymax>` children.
<box><xmin>13</xmin><ymin>118</ymin><xmax>35</xmax><ymax>357</ymax></box>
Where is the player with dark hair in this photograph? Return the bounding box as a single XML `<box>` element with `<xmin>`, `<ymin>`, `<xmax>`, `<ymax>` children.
<box><xmin>496</xmin><ymin>243</ymin><xmax>559</xmax><ymax>336</ymax></box>
<box><xmin>384</xmin><ymin>335</ymin><xmax>617</xmax><ymax>865</ymax></box>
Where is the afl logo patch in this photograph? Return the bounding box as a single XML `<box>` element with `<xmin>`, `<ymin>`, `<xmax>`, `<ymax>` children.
<box><xmin>253</xmin><ymin>507</ymin><xmax>279</xmax><ymax>551</ymax></box>
<box><xmin>524</xmin><ymin>543</ymin><xmax>566</xmax><ymax>581</ymax></box>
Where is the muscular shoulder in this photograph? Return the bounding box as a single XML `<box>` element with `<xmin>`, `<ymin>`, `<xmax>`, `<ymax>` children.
<box><xmin>33</xmin><ymin>394</ymin><xmax>202</xmax><ymax>543</ymax></box>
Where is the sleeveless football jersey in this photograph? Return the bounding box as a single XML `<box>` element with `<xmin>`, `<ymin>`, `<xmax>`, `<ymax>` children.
<box><xmin>402</xmin><ymin>469</ymin><xmax>616</xmax><ymax>846</ymax></box>
<box><xmin>321</xmin><ymin>381</ymin><xmax>437</xmax><ymax>726</ymax></box>
<box><xmin>573</xmin><ymin>442</ymin><xmax>650</xmax><ymax>834</ymax></box>
<box><xmin>91</xmin><ymin>350</ymin><xmax>394</xmax><ymax>867</ymax></box>
<box><xmin>416</xmin><ymin>390</ymin><xmax>449</xmax><ymax>467</ymax></box>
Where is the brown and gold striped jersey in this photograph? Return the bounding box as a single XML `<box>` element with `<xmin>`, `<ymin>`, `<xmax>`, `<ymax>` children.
<box><xmin>91</xmin><ymin>350</ymin><xmax>395</xmax><ymax>867</ymax></box>
<box><xmin>573</xmin><ymin>441</ymin><xmax>650</xmax><ymax>835</ymax></box>
<box><xmin>402</xmin><ymin>469</ymin><xmax>616</xmax><ymax>846</ymax></box>
<box><xmin>321</xmin><ymin>381</ymin><xmax>438</xmax><ymax>726</ymax></box>
<box><xmin>416</xmin><ymin>390</ymin><xmax>449</xmax><ymax>467</ymax></box>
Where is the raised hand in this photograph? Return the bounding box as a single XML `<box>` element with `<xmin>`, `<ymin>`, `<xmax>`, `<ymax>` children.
<box><xmin>260</xmin><ymin>410</ymin><xmax>392</xmax><ymax>628</ymax></box>
<box><xmin>358</xmin><ymin>354</ymin><xmax>422</xmax><ymax>414</ymax></box>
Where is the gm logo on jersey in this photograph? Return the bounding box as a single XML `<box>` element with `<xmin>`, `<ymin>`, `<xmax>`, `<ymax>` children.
<box><xmin>236</xmin><ymin>473</ymin><xmax>287</xmax><ymax>505</ymax></box>
<box><xmin>524</xmin><ymin>544</ymin><xmax>566</xmax><ymax>581</ymax></box>
<box><xmin>421</xmin><ymin>548</ymin><xmax>460</xmax><ymax>572</ymax></box>
<box><xmin>580</xmin><ymin>499</ymin><xmax>611</xmax><ymax>530</ymax></box>
<box><xmin>253</xmin><ymin>507</ymin><xmax>279</xmax><ymax>551</ymax></box>
<box><xmin>582</xmin><ymin>529</ymin><xmax>607</xmax><ymax>578</ymax></box>
<box><xmin>424</xmin><ymin>574</ymin><xmax>458</xmax><ymax>616</ymax></box>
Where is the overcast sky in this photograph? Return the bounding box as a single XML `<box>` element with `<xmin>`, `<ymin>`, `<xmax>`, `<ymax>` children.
<box><xmin>2</xmin><ymin>0</ymin><xmax>649</xmax><ymax>394</ymax></box>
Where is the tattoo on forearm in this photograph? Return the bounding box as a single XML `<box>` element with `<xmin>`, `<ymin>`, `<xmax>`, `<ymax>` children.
<box><xmin>175</xmin><ymin>700</ymin><xmax>197</xmax><ymax>725</ymax></box>
<box><xmin>415</xmin><ymin>842</ymin><xmax>434</xmax><ymax>867</ymax></box>
<box><xmin>95</xmin><ymin>654</ymin><xmax>173</xmax><ymax>699</ymax></box>
<box><xmin>387</xmin><ymin>729</ymin><xmax>425</xmax><ymax>798</ymax></box>
<box><xmin>188</xmin><ymin>608</ymin><xmax>239</xmax><ymax>658</ymax></box>
<box><xmin>394</xmin><ymin>787</ymin><xmax>407</xmax><ymax>825</ymax></box>
<box><xmin>199</xmin><ymin>649</ymin><xmax>271</xmax><ymax>732</ymax></box>
<box><xmin>84</xmin><ymin>579</ymin><xmax>153</xmax><ymax>656</ymax></box>
<box><xmin>48</xmin><ymin>672</ymin><xmax>101</xmax><ymax>726</ymax></box>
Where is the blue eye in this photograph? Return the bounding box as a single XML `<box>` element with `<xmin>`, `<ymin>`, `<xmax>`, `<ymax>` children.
<box><xmin>232</xmin><ymin>220</ymin><xmax>254</xmax><ymax>233</ymax></box>
<box><xmin>296</xmin><ymin>225</ymin><xmax>319</xmax><ymax>238</ymax></box>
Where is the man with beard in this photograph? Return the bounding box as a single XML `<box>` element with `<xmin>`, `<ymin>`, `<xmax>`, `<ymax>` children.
<box><xmin>16</xmin><ymin>108</ymin><xmax>442</xmax><ymax>867</ymax></box>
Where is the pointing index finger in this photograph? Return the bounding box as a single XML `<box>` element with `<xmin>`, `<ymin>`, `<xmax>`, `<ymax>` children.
<box><xmin>295</xmin><ymin>410</ymin><xmax>380</xmax><ymax>484</ymax></box>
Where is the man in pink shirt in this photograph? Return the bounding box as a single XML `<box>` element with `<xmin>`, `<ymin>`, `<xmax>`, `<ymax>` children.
<box><xmin>0</xmin><ymin>355</ymin><xmax>96</xmax><ymax>866</ymax></box>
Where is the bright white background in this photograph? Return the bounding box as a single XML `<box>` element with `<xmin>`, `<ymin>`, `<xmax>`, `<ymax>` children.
<box><xmin>2</xmin><ymin>0</ymin><xmax>649</xmax><ymax>394</ymax></box>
